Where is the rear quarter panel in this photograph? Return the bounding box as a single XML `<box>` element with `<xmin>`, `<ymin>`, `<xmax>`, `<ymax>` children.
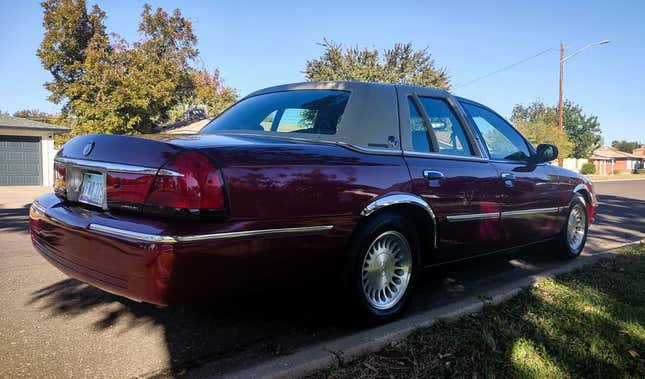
<box><xmin>203</xmin><ymin>143</ymin><xmax>412</xmax><ymax>221</ymax></box>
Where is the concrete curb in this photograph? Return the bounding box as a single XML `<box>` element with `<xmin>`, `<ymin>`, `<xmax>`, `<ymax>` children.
<box><xmin>588</xmin><ymin>177</ymin><xmax>645</xmax><ymax>183</ymax></box>
<box><xmin>209</xmin><ymin>241</ymin><xmax>641</xmax><ymax>379</ymax></box>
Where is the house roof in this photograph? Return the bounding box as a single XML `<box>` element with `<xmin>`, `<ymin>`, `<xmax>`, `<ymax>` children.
<box><xmin>632</xmin><ymin>146</ymin><xmax>645</xmax><ymax>157</ymax></box>
<box><xmin>591</xmin><ymin>146</ymin><xmax>642</xmax><ymax>159</ymax></box>
<box><xmin>0</xmin><ymin>114</ymin><xmax>70</xmax><ymax>133</ymax></box>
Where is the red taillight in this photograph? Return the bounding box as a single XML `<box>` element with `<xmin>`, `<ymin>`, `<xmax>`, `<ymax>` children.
<box><xmin>107</xmin><ymin>172</ymin><xmax>156</xmax><ymax>208</ymax></box>
<box><xmin>145</xmin><ymin>151</ymin><xmax>225</xmax><ymax>212</ymax></box>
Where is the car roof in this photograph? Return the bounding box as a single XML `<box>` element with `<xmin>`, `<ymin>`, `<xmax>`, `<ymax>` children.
<box><xmin>243</xmin><ymin>80</ymin><xmax>450</xmax><ymax>100</ymax></box>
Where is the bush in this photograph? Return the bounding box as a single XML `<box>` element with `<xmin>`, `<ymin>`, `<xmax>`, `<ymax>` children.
<box><xmin>580</xmin><ymin>163</ymin><xmax>596</xmax><ymax>175</ymax></box>
<box><xmin>637</xmin><ymin>168</ymin><xmax>645</xmax><ymax>174</ymax></box>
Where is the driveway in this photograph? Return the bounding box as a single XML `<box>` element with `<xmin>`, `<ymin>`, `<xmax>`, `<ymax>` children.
<box><xmin>0</xmin><ymin>182</ymin><xmax>643</xmax><ymax>378</ymax></box>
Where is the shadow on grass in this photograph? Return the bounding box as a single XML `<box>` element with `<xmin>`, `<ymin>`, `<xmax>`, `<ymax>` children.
<box><xmin>314</xmin><ymin>248</ymin><xmax>645</xmax><ymax>378</ymax></box>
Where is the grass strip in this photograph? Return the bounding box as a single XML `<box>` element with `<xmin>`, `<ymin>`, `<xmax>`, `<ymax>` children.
<box><xmin>315</xmin><ymin>243</ymin><xmax>645</xmax><ymax>378</ymax></box>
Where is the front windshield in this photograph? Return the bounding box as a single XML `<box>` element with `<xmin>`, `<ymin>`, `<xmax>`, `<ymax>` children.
<box><xmin>200</xmin><ymin>90</ymin><xmax>350</xmax><ymax>135</ymax></box>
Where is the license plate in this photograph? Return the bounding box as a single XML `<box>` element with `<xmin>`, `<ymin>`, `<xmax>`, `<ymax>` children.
<box><xmin>78</xmin><ymin>173</ymin><xmax>106</xmax><ymax>208</ymax></box>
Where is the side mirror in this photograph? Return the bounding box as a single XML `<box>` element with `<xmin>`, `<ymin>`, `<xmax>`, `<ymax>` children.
<box><xmin>534</xmin><ymin>144</ymin><xmax>559</xmax><ymax>164</ymax></box>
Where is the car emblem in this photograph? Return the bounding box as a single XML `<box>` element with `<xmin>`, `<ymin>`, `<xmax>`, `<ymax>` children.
<box><xmin>83</xmin><ymin>142</ymin><xmax>95</xmax><ymax>156</ymax></box>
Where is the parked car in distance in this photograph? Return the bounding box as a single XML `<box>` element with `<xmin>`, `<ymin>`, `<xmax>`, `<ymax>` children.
<box><xmin>30</xmin><ymin>81</ymin><xmax>597</xmax><ymax>321</ymax></box>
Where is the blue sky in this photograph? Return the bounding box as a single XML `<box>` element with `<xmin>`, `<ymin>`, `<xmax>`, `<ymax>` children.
<box><xmin>1</xmin><ymin>0</ymin><xmax>643</xmax><ymax>143</ymax></box>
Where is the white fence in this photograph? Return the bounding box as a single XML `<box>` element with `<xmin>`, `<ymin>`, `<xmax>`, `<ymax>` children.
<box><xmin>560</xmin><ymin>158</ymin><xmax>588</xmax><ymax>172</ymax></box>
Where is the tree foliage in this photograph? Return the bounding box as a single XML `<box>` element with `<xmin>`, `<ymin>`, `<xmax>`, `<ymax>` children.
<box><xmin>304</xmin><ymin>40</ymin><xmax>450</xmax><ymax>89</ymax></box>
<box><xmin>13</xmin><ymin>109</ymin><xmax>60</xmax><ymax>124</ymax></box>
<box><xmin>611</xmin><ymin>140</ymin><xmax>641</xmax><ymax>153</ymax></box>
<box><xmin>38</xmin><ymin>0</ymin><xmax>237</xmax><ymax>136</ymax></box>
<box><xmin>515</xmin><ymin>120</ymin><xmax>574</xmax><ymax>159</ymax></box>
<box><xmin>511</xmin><ymin>100</ymin><xmax>601</xmax><ymax>158</ymax></box>
<box><xmin>38</xmin><ymin>0</ymin><xmax>107</xmax><ymax>107</ymax></box>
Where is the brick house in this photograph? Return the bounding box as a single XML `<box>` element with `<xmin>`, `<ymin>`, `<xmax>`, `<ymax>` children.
<box><xmin>589</xmin><ymin>146</ymin><xmax>644</xmax><ymax>175</ymax></box>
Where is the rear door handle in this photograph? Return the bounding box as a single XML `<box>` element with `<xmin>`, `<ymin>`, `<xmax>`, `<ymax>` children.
<box><xmin>500</xmin><ymin>172</ymin><xmax>515</xmax><ymax>180</ymax></box>
<box><xmin>423</xmin><ymin>170</ymin><xmax>445</xmax><ymax>180</ymax></box>
<box><xmin>501</xmin><ymin>172</ymin><xmax>515</xmax><ymax>188</ymax></box>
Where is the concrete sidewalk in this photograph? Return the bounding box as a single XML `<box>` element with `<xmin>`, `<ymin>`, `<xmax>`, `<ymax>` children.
<box><xmin>0</xmin><ymin>186</ymin><xmax>51</xmax><ymax>209</ymax></box>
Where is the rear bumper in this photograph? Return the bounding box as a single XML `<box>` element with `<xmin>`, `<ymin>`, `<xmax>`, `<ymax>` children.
<box><xmin>29</xmin><ymin>194</ymin><xmax>346</xmax><ymax>305</ymax></box>
<box><xmin>30</xmin><ymin>197</ymin><xmax>175</xmax><ymax>305</ymax></box>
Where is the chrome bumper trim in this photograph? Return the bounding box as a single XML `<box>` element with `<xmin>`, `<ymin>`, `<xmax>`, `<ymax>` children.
<box><xmin>88</xmin><ymin>224</ymin><xmax>334</xmax><ymax>243</ymax></box>
<box><xmin>31</xmin><ymin>201</ymin><xmax>334</xmax><ymax>243</ymax></box>
<box><xmin>89</xmin><ymin>224</ymin><xmax>333</xmax><ymax>243</ymax></box>
<box><xmin>30</xmin><ymin>201</ymin><xmax>47</xmax><ymax>216</ymax></box>
<box><xmin>54</xmin><ymin>157</ymin><xmax>182</xmax><ymax>177</ymax></box>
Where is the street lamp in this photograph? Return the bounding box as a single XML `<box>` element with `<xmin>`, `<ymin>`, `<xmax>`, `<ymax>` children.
<box><xmin>558</xmin><ymin>40</ymin><xmax>611</xmax><ymax>129</ymax></box>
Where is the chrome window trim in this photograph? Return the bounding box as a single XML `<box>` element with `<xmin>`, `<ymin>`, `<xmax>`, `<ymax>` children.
<box><xmin>211</xmin><ymin>132</ymin><xmax>405</xmax><ymax>157</ymax></box>
<box><xmin>501</xmin><ymin>207</ymin><xmax>561</xmax><ymax>217</ymax></box>
<box><xmin>446</xmin><ymin>212</ymin><xmax>499</xmax><ymax>222</ymax></box>
<box><xmin>403</xmin><ymin>150</ymin><xmax>489</xmax><ymax>162</ymax></box>
<box><xmin>360</xmin><ymin>193</ymin><xmax>437</xmax><ymax>248</ymax></box>
<box><xmin>337</xmin><ymin>142</ymin><xmax>403</xmax><ymax>156</ymax></box>
<box><xmin>88</xmin><ymin>224</ymin><xmax>334</xmax><ymax>243</ymax></box>
<box><xmin>54</xmin><ymin>157</ymin><xmax>182</xmax><ymax>177</ymax></box>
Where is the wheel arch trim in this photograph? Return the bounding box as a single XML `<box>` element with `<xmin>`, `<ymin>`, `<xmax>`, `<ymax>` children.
<box><xmin>573</xmin><ymin>183</ymin><xmax>596</xmax><ymax>206</ymax></box>
<box><xmin>360</xmin><ymin>193</ymin><xmax>437</xmax><ymax>248</ymax></box>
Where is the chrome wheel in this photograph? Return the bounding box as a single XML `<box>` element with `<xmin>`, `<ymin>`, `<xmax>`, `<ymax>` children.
<box><xmin>361</xmin><ymin>231</ymin><xmax>412</xmax><ymax>310</ymax></box>
<box><xmin>566</xmin><ymin>204</ymin><xmax>586</xmax><ymax>252</ymax></box>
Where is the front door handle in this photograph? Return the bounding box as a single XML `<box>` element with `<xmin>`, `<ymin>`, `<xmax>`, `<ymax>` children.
<box><xmin>423</xmin><ymin>170</ymin><xmax>445</xmax><ymax>180</ymax></box>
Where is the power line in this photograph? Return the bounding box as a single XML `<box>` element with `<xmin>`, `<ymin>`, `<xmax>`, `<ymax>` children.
<box><xmin>454</xmin><ymin>47</ymin><xmax>556</xmax><ymax>89</ymax></box>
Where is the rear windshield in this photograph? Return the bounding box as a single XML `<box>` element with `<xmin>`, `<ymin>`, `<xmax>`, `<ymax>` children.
<box><xmin>200</xmin><ymin>90</ymin><xmax>350</xmax><ymax>135</ymax></box>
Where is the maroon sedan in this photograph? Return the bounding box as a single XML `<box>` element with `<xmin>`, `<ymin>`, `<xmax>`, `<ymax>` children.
<box><xmin>30</xmin><ymin>81</ymin><xmax>596</xmax><ymax>321</ymax></box>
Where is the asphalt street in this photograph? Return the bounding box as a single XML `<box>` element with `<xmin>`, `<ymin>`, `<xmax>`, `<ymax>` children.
<box><xmin>1</xmin><ymin>180</ymin><xmax>643</xmax><ymax>378</ymax></box>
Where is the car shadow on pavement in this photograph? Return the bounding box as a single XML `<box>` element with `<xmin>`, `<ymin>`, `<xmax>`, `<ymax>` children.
<box><xmin>24</xmin><ymin>193</ymin><xmax>644</xmax><ymax>377</ymax></box>
<box><xmin>27</xmin><ymin>277</ymin><xmax>352</xmax><ymax>376</ymax></box>
<box><xmin>0</xmin><ymin>204</ymin><xmax>31</xmax><ymax>234</ymax></box>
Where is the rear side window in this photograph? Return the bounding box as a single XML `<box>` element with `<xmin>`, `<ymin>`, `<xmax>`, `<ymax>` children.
<box><xmin>462</xmin><ymin>103</ymin><xmax>531</xmax><ymax>161</ymax></box>
<box><xmin>201</xmin><ymin>90</ymin><xmax>350</xmax><ymax>135</ymax></box>
<box><xmin>407</xmin><ymin>96</ymin><xmax>473</xmax><ymax>156</ymax></box>
<box><xmin>408</xmin><ymin>98</ymin><xmax>431</xmax><ymax>152</ymax></box>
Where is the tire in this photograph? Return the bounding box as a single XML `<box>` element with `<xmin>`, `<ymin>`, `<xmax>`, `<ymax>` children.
<box><xmin>343</xmin><ymin>212</ymin><xmax>421</xmax><ymax>323</ymax></box>
<box><xmin>553</xmin><ymin>194</ymin><xmax>589</xmax><ymax>259</ymax></box>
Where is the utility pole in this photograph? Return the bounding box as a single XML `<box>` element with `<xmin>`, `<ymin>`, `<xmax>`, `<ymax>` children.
<box><xmin>558</xmin><ymin>42</ymin><xmax>565</xmax><ymax>130</ymax></box>
<box><xmin>558</xmin><ymin>40</ymin><xmax>610</xmax><ymax>130</ymax></box>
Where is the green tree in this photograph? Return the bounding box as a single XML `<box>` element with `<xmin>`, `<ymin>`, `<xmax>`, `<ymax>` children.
<box><xmin>304</xmin><ymin>40</ymin><xmax>450</xmax><ymax>89</ymax></box>
<box><xmin>37</xmin><ymin>0</ymin><xmax>107</xmax><ymax>108</ymax></box>
<box><xmin>38</xmin><ymin>1</ymin><xmax>237</xmax><ymax>136</ymax></box>
<box><xmin>515</xmin><ymin>120</ymin><xmax>574</xmax><ymax>159</ymax></box>
<box><xmin>611</xmin><ymin>140</ymin><xmax>641</xmax><ymax>153</ymax></box>
<box><xmin>67</xmin><ymin>5</ymin><xmax>200</xmax><ymax>134</ymax></box>
<box><xmin>511</xmin><ymin>100</ymin><xmax>601</xmax><ymax>158</ymax></box>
